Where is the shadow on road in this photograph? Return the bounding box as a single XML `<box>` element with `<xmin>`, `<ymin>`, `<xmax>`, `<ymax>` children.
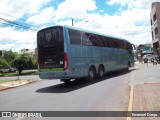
<box><xmin>36</xmin><ymin>69</ymin><xmax>135</xmax><ymax>93</ymax></box>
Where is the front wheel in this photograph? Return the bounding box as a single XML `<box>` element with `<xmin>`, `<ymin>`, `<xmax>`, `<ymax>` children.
<box><xmin>124</xmin><ymin>63</ymin><xmax>129</xmax><ymax>72</ymax></box>
<box><xmin>98</xmin><ymin>66</ymin><xmax>104</xmax><ymax>78</ymax></box>
<box><xmin>88</xmin><ymin>67</ymin><xmax>96</xmax><ymax>80</ymax></box>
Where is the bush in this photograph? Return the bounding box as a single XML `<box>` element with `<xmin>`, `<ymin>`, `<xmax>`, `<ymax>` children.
<box><xmin>0</xmin><ymin>57</ymin><xmax>10</xmax><ymax>68</ymax></box>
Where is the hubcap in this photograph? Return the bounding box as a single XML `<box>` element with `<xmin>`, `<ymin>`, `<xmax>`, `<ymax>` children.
<box><xmin>90</xmin><ymin>71</ymin><xmax>94</xmax><ymax>78</ymax></box>
<box><xmin>98</xmin><ymin>67</ymin><xmax>104</xmax><ymax>77</ymax></box>
<box><xmin>100</xmin><ymin>69</ymin><xmax>103</xmax><ymax>77</ymax></box>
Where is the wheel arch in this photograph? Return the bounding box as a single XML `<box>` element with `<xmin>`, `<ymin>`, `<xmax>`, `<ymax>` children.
<box><xmin>98</xmin><ymin>64</ymin><xmax>105</xmax><ymax>73</ymax></box>
<box><xmin>128</xmin><ymin>61</ymin><xmax>131</xmax><ymax>67</ymax></box>
<box><xmin>89</xmin><ymin>65</ymin><xmax>97</xmax><ymax>74</ymax></box>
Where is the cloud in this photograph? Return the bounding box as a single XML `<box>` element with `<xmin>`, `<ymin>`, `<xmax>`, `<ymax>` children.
<box><xmin>0</xmin><ymin>44</ymin><xmax>15</xmax><ymax>51</ymax></box>
<box><xmin>75</xmin><ymin>7</ymin><xmax>152</xmax><ymax>45</ymax></box>
<box><xmin>56</xmin><ymin>19</ymin><xmax>74</xmax><ymax>26</ymax></box>
<box><xmin>27</xmin><ymin>7</ymin><xmax>55</xmax><ymax>25</ymax></box>
<box><xmin>0</xmin><ymin>0</ymin><xmax>158</xmax><ymax>52</ymax></box>
<box><xmin>119</xmin><ymin>8</ymin><xmax>150</xmax><ymax>25</ymax></box>
<box><xmin>106</xmin><ymin>0</ymin><xmax>129</xmax><ymax>6</ymax></box>
<box><xmin>0</xmin><ymin>27</ymin><xmax>36</xmax><ymax>51</ymax></box>
<box><xmin>106</xmin><ymin>0</ymin><xmax>159</xmax><ymax>9</ymax></box>
<box><xmin>0</xmin><ymin>0</ymin><xmax>52</xmax><ymax>19</ymax></box>
<box><xmin>109</xmin><ymin>0</ymin><xmax>159</xmax><ymax>45</ymax></box>
<box><xmin>55</xmin><ymin>0</ymin><xmax>97</xmax><ymax>20</ymax></box>
<box><xmin>0</xmin><ymin>0</ymin><xmax>54</xmax><ymax>51</ymax></box>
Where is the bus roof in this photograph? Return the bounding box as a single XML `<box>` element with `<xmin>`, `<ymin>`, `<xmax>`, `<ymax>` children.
<box><xmin>62</xmin><ymin>25</ymin><xmax>131</xmax><ymax>44</ymax></box>
<box><xmin>38</xmin><ymin>25</ymin><xmax>132</xmax><ymax>44</ymax></box>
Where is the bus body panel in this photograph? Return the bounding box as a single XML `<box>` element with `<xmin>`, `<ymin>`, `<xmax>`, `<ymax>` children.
<box><xmin>37</xmin><ymin>25</ymin><xmax>135</xmax><ymax>80</ymax></box>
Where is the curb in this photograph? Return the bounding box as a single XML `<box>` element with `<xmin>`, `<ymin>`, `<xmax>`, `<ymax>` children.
<box><xmin>0</xmin><ymin>80</ymin><xmax>37</xmax><ymax>91</ymax></box>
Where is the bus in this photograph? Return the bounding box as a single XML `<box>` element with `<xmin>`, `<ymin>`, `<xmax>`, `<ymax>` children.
<box><xmin>37</xmin><ymin>25</ymin><xmax>135</xmax><ymax>83</ymax></box>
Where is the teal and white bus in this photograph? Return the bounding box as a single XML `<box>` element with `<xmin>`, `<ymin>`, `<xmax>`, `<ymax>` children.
<box><xmin>37</xmin><ymin>25</ymin><xmax>135</xmax><ymax>83</ymax></box>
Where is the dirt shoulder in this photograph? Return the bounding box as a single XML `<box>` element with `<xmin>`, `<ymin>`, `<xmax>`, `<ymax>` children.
<box><xmin>0</xmin><ymin>80</ymin><xmax>36</xmax><ymax>91</ymax></box>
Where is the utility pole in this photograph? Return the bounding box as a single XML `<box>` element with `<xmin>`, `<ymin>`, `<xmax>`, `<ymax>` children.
<box><xmin>72</xmin><ymin>19</ymin><xmax>74</xmax><ymax>26</ymax></box>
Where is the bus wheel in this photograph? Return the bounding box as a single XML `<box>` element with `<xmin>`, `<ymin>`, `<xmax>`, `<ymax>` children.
<box><xmin>98</xmin><ymin>65</ymin><xmax>104</xmax><ymax>78</ymax></box>
<box><xmin>125</xmin><ymin>63</ymin><xmax>130</xmax><ymax>71</ymax></box>
<box><xmin>88</xmin><ymin>66</ymin><xmax>96</xmax><ymax>80</ymax></box>
<box><xmin>61</xmin><ymin>79</ymin><xmax>71</xmax><ymax>84</ymax></box>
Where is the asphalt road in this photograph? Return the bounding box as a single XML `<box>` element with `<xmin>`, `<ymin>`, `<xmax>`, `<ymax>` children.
<box><xmin>0</xmin><ymin>70</ymin><xmax>131</xmax><ymax>120</ymax></box>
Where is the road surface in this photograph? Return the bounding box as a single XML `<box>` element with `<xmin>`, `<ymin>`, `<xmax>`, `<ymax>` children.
<box><xmin>0</xmin><ymin>70</ymin><xmax>132</xmax><ymax>120</ymax></box>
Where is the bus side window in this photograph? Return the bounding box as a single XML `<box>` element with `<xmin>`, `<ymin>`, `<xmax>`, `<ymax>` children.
<box><xmin>118</xmin><ymin>40</ymin><xmax>125</xmax><ymax>49</ymax></box>
<box><xmin>87</xmin><ymin>34</ymin><xmax>102</xmax><ymax>47</ymax></box>
<box><xmin>97</xmin><ymin>35</ymin><xmax>107</xmax><ymax>47</ymax></box>
<box><xmin>68</xmin><ymin>29</ymin><xmax>81</xmax><ymax>45</ymax></box>
<box><xmin>105</xmin><ymin>37</ymin><xmax>115</xmax><ymax>48</ymax></box>
<box><xmin>126</xmin><ymin>42</ymin><xmax>132</xmax><ymax>54</ymax></box>
<box><xmin>82</xmin><ymin>32</ymin><xmax>93</xmax><ymax>46</ymax></box>
<box><xmin>128</xmin><ymin>49</ymin><xmax>132</xmax><ymax>54</ymax></box>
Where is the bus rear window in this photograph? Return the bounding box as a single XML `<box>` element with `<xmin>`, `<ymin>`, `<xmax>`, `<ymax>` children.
<box><xmin>37</xmin><ymin>27</ymin><xmax>64</xmax><ymax>71</ymax></box>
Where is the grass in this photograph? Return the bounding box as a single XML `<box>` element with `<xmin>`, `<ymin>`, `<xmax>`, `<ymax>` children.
<box><xmin>40</xmin><ymin>68</ymin><xmax>63</xmax><ymax>72</ymax></box>
<box><xmin>0</xmin><ymin>80</ymin><xmax>18</xmax><ymax>83</ymax></box>
<box><xmin>0</xmin><ymin>71</ymin><xmax>38</xmax><ymax>77</ymax></box>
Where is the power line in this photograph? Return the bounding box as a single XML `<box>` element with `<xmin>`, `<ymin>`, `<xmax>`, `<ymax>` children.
<box><xmin>0</xmin><ymin>21</ymin><xmax>35</xmax><ymax>31</ymax></box>
<box><xmin>0</xmin><ymin>18</ymin><xmax>37</xmax><ymax>31</ymax></box>
<box><xmin>0</xmin><ymin>21</ymin><xmax>14</xmax><ymax>26</ymax></box>
<box><xmin>0</xmin><ymin>12</ymin><xmax>42</xmax><ymax>28</ymax></box>
<box><xmin>0</xmin><ymin>12</ymin><xmax>27</xmax><ymax>22</ymax></box>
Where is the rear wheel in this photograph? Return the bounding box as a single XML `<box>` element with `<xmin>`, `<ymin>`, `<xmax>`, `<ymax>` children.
<box><xmin>88</xmin><ymin>66</ymin><xmax>96</xmax><ymax>80</ymax></box>
<box><xmin>124</xmin><ymin>63</ymin><xmax>130</xmax><ymax>72</ymax></box>
<box><xmin>98</xmin><ymin>66</ymin><xmax>104</xmax><ymax>78</ymax></box>
<box><xmin>126</xmin><ymin>64</ymin><xmax>129</xmax><ymax>71</ymax></box>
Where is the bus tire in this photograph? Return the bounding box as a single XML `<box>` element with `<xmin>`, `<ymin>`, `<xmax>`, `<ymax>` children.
<box><xmin>98</xmin><ymin>65</ymin><xmax>104</xmax><ymax>78</ymax></box>
<box><xmin>88</xmin><ymin>66</ymin><xmax>96</xmax><ymax>80</ymax></box>
<box><xmin>125</xmin><ymin>62</ymin><xmax>130</xmax><ymax>71</ymax></box>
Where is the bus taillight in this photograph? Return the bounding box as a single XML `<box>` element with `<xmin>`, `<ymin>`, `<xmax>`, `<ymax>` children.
<box><xmin>64</xmin><ymin>52</ymin><xmax>68</xmax><ymax>71</ymax></box>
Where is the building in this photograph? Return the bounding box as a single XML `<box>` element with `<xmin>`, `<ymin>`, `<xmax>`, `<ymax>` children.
<box><xmin>150</xmin><ymin>2</ymin><xmax>160</xmax><ymax>55</ymax></box>
<box><xmin>0</xmin><ymin>50</ymin><xmax>6</xmax><ymax>57</ymax></box>
<box><xmin>137</xmin><ymin>44</ymin><xmax>153</xmax><ymax>59</ymax></box>
<box><xmin>20</xmin><ymin>49</ymin><xmax>36</xmax><ymax>55</ymax></box>
<box><xmin>137</xmin><ymin>44</ymin><xmax>145</xmax><ymax>52</ymax></box>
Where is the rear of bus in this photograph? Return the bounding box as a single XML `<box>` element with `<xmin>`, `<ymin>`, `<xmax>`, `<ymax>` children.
<box><xmin>37</xmin><ymin>26</ymin><xmax>70</xmax><ymax>80</ymax></box>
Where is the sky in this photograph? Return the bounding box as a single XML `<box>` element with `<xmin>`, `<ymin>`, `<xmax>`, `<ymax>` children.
<box><xmin>0</xmin><ymin>0</ymin><xmax>160</xmax><ymax>51</ymax></box>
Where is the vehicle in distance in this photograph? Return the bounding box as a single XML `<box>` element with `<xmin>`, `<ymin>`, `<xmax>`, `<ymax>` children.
<box><xmin>37</xmin><ymin>25</ymin><xmax>135</xmax><ymax>83</ymax></box>
<box><xmin>0</xmin><ymin>67</ymin><xmax>16</xmax><ymax>74</ymax></box>
<box><xmin>142</xmin><ymin>54</ymin><xmax>158</xmax><ymax>63</ymax></box>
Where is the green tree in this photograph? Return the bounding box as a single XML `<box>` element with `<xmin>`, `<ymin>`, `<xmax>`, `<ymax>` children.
<box><xmin>14</xmin><ymin>53</ymin><xmax>37</xmax><ymax>74</ymax></box>
<box><xmin>14</xmin><ymin>54</ymin><xmax>23</xmax><ymax>74</ymax></box>
<box><xmin>2</xmin><ymin>50</ymin><xmax>17</xmax><ymax>67</ymax></box>
<box><xmin>30</xmin><ymin>55</ymin><xmax>37</xmax><ymax>69</ymax></box>
<box><xmin>0</xmin><ymin>57</ymin><xmax>10</xmax><ymax>75</ymax></box>
<box><xmin>0</xmin><ymin>57</ymin><xmax>10</xmax><ymax>68</ymax></box>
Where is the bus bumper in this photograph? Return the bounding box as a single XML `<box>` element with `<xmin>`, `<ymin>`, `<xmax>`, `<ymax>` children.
<box><xmin>39</xmin><ymin>70</ymin><xmax>72</xmax><ymax>79</ymax></box>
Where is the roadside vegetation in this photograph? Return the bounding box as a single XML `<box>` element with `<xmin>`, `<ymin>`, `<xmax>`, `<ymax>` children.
<box><xmin>1</xmin><ymin>71</ymin><xmax>38</xmax><ymax>77</ymax></box>
<box><xmin>0</xmin><ymin>80</ymin><xmax>18</xmax><ymax>83</ymax></box>
<box><xmin>0</xmin><ymin>50</ymin><xmax>37</xmax><ymax>76</ymax></box>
